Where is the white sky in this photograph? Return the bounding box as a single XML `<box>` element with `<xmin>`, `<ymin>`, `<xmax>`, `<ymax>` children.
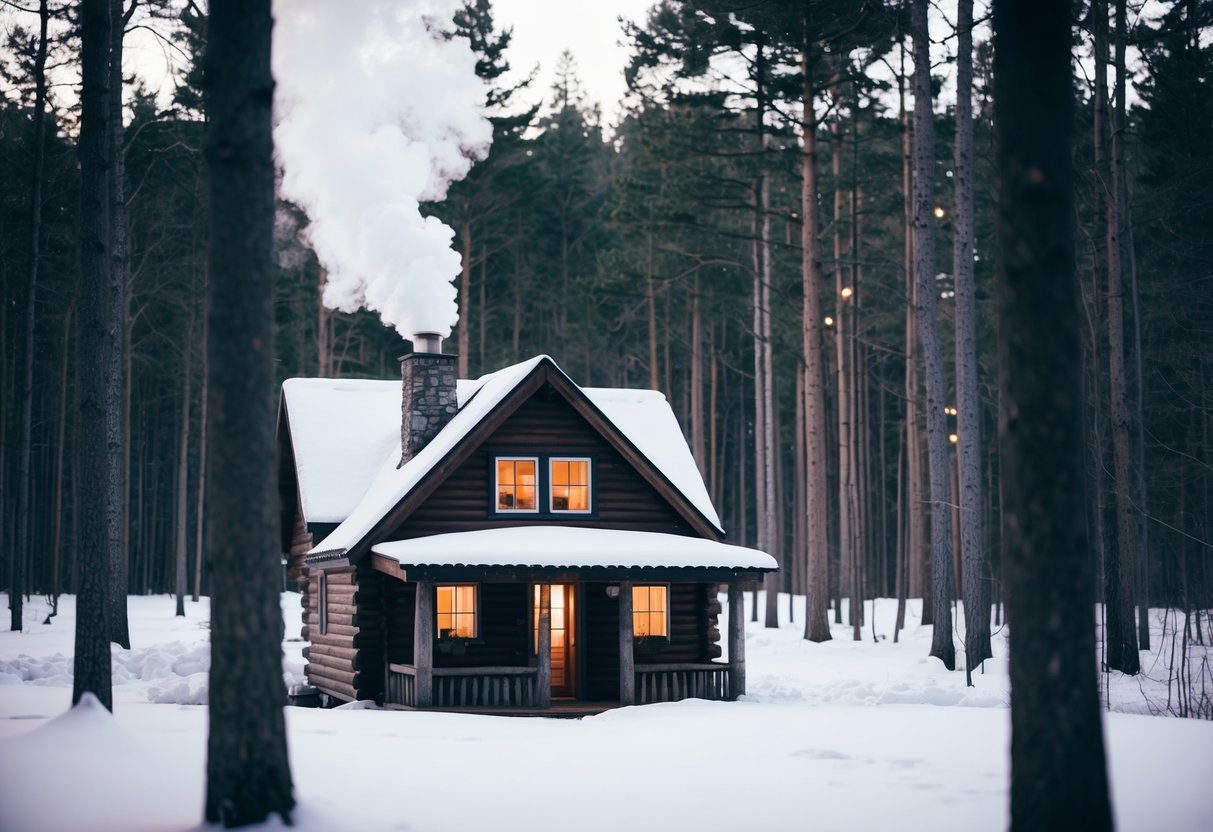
<box><xmin>491</xmin><ymin>0</ymin><xmax>655</xmax><ymax>125</ymax></box>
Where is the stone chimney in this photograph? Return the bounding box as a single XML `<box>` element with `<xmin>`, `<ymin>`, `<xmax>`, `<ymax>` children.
<box><xmin>399</xmin><ymin>332</ymin><xmax>458</xmax><ymax>465</ymax></box>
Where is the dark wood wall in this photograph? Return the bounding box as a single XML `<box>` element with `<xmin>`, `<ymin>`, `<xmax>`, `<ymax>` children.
<box><xmin>390</xmin><ymin>385</ymin><xmax>699</xmax><ymax>540</ymax></box>
<box><xmin>301</xmin><ymin>565</ymin><xmax>384</xmax><ymax>703</ymax></box>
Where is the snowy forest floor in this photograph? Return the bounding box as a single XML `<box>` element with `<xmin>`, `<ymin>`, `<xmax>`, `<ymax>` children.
<box><xmin>1</xmin><ymin>592</ymin><xmax>1211</xmax><ymax>831</ymax></box>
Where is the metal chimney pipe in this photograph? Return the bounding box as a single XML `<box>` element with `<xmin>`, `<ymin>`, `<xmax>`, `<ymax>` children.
<box><xmin>412</xmin><ymin>332</ymin><xmax>442</xmax><ymax>354</ymax></box>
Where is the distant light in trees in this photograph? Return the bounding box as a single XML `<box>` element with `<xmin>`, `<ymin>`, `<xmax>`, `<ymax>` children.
<box><xmin>933</xmin><ymin>205</ymin><xmax>946</xmax><ymax>219</ymax></box>
<box><xmin>949</xmin><ymin>433</ymin><xmax>959</xmax><ymax>444</ymax></box>
<box><xmin>945</xmin><ymin>406</ymin><xmax>958</xmax><ymax>416</ymax></box>
<box><xmin>840</xmin><ymin>286</ymin><xmax>853</xmax><ymax>299</ymax></box>
<box><xmin>824</xmin><ymin>316</ymin><xmax>835</xmax><ymax>327</ymax></box>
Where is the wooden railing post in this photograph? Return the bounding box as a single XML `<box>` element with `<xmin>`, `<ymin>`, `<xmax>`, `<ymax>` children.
<box><xmin>536</xmin><ymin>583</ymin><xmax>552</xmax><ymax>708</ymax></box>
<box><xmin>727</xmin><ymin>582</ymin><xmax>745</xmax><ymax>699</ymax></box>
<box><xmin>414</xmin><ymin>581</ymin><xmax>434</xmax><ymax>708</ymax></box>
<box><xmin>619</xmin><ymin>581</ymin><xmax>635</xmax><ymax>705</ymax></box>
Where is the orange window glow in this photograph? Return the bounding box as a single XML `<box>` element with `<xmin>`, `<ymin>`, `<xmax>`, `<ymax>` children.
<box><xmin>632</xmin><ymin>585</ymin><xmax>668</xmax><ymax>637</ymax></box>
<box><xmin>550</xmin><ymin>458</ymin><xmax>590</xmax><ymax>512</ymax></box>
<box><xmin>496</xmin><ymin>458</ymin><xmax>537</xmax><ymax>511</ymax></box>
<box><xmin>436</xmin><ymin>585</ymin><xmax>477</xmax><ymax>638</ymax></box>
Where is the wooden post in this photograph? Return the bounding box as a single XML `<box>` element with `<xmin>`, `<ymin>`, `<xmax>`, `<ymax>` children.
<box><xmin>728</xmin><ymin>582</ymin><xmax>745</xmax><ymax>699</ymax></box>
<box><xmin>536</xmin><ymin>583</ymin><xmax>552</xmax><ymax>708</ymax></box>
<box><xmin>619</xmin><ymin>581</ymin><xmax>635</xmax><ymax>705</ymax></box>
<box><xmin>414</xmin><ymin>580</ymin><xmax>433</xmax><ymax>708</ymax></box>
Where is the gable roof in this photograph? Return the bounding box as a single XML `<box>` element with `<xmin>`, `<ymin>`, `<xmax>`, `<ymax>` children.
<box><xmin>281</xmin><ymin>355</ymin><xmax>724</xmax><ymax>559</ymax></box>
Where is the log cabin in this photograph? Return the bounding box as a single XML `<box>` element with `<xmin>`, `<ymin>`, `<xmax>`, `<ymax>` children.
<box><xmin>277</xmin><ymin>334</ymin><xmax>776</xmax><ymax>712</ymax></box>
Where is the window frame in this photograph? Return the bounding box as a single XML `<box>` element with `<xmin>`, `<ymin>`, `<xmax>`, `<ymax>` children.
<box><xmin>632</xmin><ymin>583</ymin><xmax>670</xmax><ymax>638</ymax></box>
<box><xmin>488</xmin><ymin>452</ymin><xmax>598</xmax><ymax>519</ymax></box>
<box><xmin>493</xmin><ymin>455</ymin><xmax>541</xmax><ymax>514</ymax></box>
<box><xmin>547</xmin><ymin>456</ymin><xmax>593</xmax><ymax>514</ymax></box>
<box><xmin>435</xmin><ymin>583</ymin><xmax>479</xmax><ymax>639</ymax></box>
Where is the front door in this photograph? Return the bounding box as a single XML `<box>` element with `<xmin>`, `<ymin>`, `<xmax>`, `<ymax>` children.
<box><xmin>534</xmin><ymin>584</ymin><xmax>576</xmax><ymax>698</ymax></box>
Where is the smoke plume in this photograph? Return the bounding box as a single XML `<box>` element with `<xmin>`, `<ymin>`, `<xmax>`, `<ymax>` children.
<box><xmin>273</xmin><ymin>0</ymin><xmax>492</xmax><ymax>339</ymax></box>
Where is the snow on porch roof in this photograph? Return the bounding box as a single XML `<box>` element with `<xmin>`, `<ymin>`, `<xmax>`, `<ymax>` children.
<box><xmin>286</xmin><ymin>355</ymin><xmax>723</xmax><ymax>554</ymax></box>
<box><xmin>372</xmin><ymin>526</ymin><xmax>777</xmax><ymax>571</ymax></box>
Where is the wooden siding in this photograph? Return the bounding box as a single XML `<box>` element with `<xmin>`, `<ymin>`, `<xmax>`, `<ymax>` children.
<box><xmin>583</xmin><ymin>583</ymin><xmax>621</xmax><ymax>701</ymax></box>
<box><xmin>301</xmin><ymin>565</ymin><xmax>384</xmax><ymax>703</ymax></box>
<box><xmin>385</xmin><ymin>388</ymin><xmax>698</xmax><ymax>541</ymax></box>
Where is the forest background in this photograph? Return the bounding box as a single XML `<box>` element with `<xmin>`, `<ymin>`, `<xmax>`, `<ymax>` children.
<box><xmin>0</xmin><ymin>0</ymin><xmax>1210</xmax><ymax>697</ymax></box>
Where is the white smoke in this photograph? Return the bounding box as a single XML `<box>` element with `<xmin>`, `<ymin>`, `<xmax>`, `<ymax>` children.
<box><xmin>272</xmin><ymin>0</ymin><xmax>492</xmax><ymax>339</ymax></box>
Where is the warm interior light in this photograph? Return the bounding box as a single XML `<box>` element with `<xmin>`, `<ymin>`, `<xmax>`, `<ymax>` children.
<box><xmin>840</xmin><ymin>287</ymin><xmax>853</xmax><ymax>299</ymax></box>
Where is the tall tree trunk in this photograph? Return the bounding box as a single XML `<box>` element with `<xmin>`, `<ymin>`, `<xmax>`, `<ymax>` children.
<box><xmin>954</xmin><ymin>0</ymin><xmax>992</xmax><ymax>670</ymax></box>
<box><xmin>1103</xmin><ymin>0</ymin><xmax>1140</xmax><ymax>674</ymax></box>
<box><xmin>801</xmin><ymin>18</ymin><xmax>831</xmax><ymax>643</ymax></box>
<box><xmin>202</xmin><ymin>0</ymin><xmax>295</xmax><ymax>823</ymax></box>
<box><xmin>175</xmin><ymin>309</ymin><xmax>194</xmax><ymax>617</ymax></box>
<box><xmin>900</xmin><ymin>42</ymin><xmax>929</xmax><ymax>624</ymax></box>
<box><xmin>690</xmin><ymin>275</ymin><xmax>706</xmax><ymax>476</ymax></box>
<box><xmin>458</xmin><ymin>219</ymin><xmax>471</xmax><ymax>378</ymax></box>
<box><xmin>912</xmin><ymin>0</ymin><xmax>955</xmax><ymax>669</ymax></box>
<box><xmin>13</xmin><ymin>0</ymin><xmax>50</xmax><ymax>634</ymax></box>
<box><xmin>193</xmin><ymin>287</ymin><xmax>209</xmax><ymax>603</ymax></box>
<box><xmin>832</xmin><ymin>108</ymin><xmax>855</xmax><ymax>632</ymax></box>
<box><xmin>51</xmin><ymin>305</ymin><xmax>73</xmax><ymax>614</ymax></box>
<box><xmin>994</xmin><ymin>1</ymin><xmax>1113</xmax><ymax>826</ymax></box>
<box><xmin>74</xmin><ymin>0</ymin><xmax>113</xmax><ymax>711</ymax></box>
<box><xmin>107</xmin><ymin>0</ymin><xmax>132</xmax><ymax>650</ymax></box>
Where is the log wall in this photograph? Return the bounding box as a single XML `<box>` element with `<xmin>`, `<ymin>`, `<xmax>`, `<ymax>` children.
<box><xmin>301</xmin><ymin>566</ymin><xmax>385</xmax><ymax>703</ymax></box>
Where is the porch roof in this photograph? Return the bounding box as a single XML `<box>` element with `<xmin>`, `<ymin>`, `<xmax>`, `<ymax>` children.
<box><xmin>371</xmin><ymin>526</ymin><xmax>777</xmax><ymax>571</ymax></box>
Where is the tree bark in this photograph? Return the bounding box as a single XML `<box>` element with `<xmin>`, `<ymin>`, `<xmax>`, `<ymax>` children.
<box><xmin>995</xmin><ymin>1</ymin><xmax>1114</xmax><ymax>826</ymax></box>
<box><xmin>13</xmin><ymin>0</ymin><xmax>51</xmax><ymax>635</ymax></box>
<box><xmin>74</xmin><ymin>0</ymin><xmax>114</xmax><ymax>711</ymax></box>
<box><xmin>202</xmin><ymin>0</ymin><xmax>295</xmax><ymax>823</ymax></box>
<box><xmin>174</xmin><ymin>309</ymin><xmax>194</xmax><ymax>617</ymax></box>
<box><xmin>954</xmin><ymin>0</ymin><xmax>992</xmax><ymax>670</ymax></box>
<box><xmin>193</xmin><ymin>280</ymin><xmax>209</xmax><ymax>602</ymax></box>
<box><xmin>912</xmin><ymin>0</ymin><xmax>955</xmax><ymax>669</ymax></box>
<box><xmin>106</xmin><ymin>0</ymin><xmax>132</xmax><ymax>649</ymax></box>
<box><xmin>801</xmin><ymin>18</ymin><xmax>831</xmax><ymax>643</ymax></box>
<box><xmin>458</xmin><ymin>220</ymin><xmax>472</xmax><ymax>378</ymax></box>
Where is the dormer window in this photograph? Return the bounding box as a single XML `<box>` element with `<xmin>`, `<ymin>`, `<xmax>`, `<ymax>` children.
<box><xmin>496</xmin><ymin>457</ymin><xmax>538</xmax><ymax>512</ymax></box>
<box><xmin>550</xmin><ymin>457</ymin><xmax>591</xmax><ymax>513</ymax></box>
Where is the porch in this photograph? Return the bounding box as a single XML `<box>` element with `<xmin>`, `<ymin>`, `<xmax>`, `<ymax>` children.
<box><xmin>380</xmin><ymin>577</ymin><xmax>749</xmax><ymax>712</ymax></box>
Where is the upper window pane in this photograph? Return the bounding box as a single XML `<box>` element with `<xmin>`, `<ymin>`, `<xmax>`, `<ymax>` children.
<box><xmin>497</xmin><ymin>458</ymin><xmax>538</xmax><ymax>511</ymax></box>
<box><xmin>550</xmin><ymin>457</ymin><xmax>591</xmax><ymax>513</ymax></box>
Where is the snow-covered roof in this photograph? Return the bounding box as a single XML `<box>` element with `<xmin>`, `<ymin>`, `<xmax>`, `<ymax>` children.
<box><xmin>282</xmin><ymin>354</ymin><xmax>724</xmax><ymax>555</ymax></box>
<box><xmin>373</xmin><ymin>526</ymin><xmax>776</xmax><ymax>571</ymax></box>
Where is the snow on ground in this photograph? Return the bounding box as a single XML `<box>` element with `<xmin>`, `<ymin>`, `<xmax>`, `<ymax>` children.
<box><xmin>1</xmin><ymin>592</ymin><xmax>1211</xmax><ymax>832</ymax></box>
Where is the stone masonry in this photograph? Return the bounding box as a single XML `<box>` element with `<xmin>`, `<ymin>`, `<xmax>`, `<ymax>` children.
<box><xmin>400</xmin><ymin>351</ymin><xmax>458</xmax><ymax>465</ymax></box>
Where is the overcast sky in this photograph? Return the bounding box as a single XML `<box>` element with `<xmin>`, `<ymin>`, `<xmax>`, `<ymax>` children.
<box><xmin>491</xmin><ymin>0</ymin><xmax>656</xmax><ymax>125</ymax></box>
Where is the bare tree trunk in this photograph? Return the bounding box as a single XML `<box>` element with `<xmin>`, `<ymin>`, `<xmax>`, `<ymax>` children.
<box><xmin>832</xmin><ymin>109</ymin><xmax>855</xmax><ymax>632</ymax></box>
<box><xmin>900</xmin><ymin>43</ymin><xmax>928</xmax><ymax>624</ymax></box>
<box><xmin>193</xmin><ymin>288</ymin><xmax>209</xmax><ymax>602</ymax></box>
<box><xmin>50</xmin><ymin>305</ymin><xmax>73</xmax><ymax>615</ymax></box>
<box><xmin>995</xmin><ymin>2</ymin><xmax>1114</xmax><ymax>825</ymax></box>
<box><xmin>458</xmin><ymin>220</ymin><xmax>472</xmax><ymax>378</ymax></box>
<box><xmin>202</xmin><ymin>0</ymin><xmax>294</xmax><ymax>823</ymax></box>
<box><xmin>801</xmin><ymin>19</ymin><xmax>831</xmax><ymax>643</ymax></box>
<box><xmin>12</xmin><ymin>0</ymin><xmax>51</xmax><ymax>634</ymax></box>
<box><xmin>954</xmin><ymin>0</ymin><xmax>992</xmax><ymax>670</ymax></box>
<box><xmin>175</xmin><ymin>310</ymin><xmax>194</xmax><ymax>617</ymax></box>
<box><xmin>690</xmin><ymin>275</ymin><xmax>706</xmax><ymax>477</ymax></box>
<box><xmin>74</xmin><ymin>0</ymin><xmax>113</xmax><ymax>711</ymax></box>
<box><xmin>912</xmin><ymin>0</ymin><xmax>955</xmax><ymax>669</ymax></box>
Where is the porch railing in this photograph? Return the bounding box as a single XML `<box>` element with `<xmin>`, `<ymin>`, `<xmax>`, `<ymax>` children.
<box><xmin>387</xmin><ymin>663</ymin><xmax>539</xmax><ymax>709</ymax></box>
<box><xmin>634</xmin><ymin>662</ymin><xmax>732</xmax><ymax>705</ymax></box>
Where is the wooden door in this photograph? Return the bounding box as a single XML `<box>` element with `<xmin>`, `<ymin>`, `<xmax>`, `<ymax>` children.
<box><xmin>535</xmin><ymin>584</ymin><xmax>576</xmax><ymax>698</ymax></box>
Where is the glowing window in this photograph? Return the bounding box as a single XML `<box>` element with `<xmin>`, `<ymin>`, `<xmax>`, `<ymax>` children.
<box><xmin>496</xmin><ymin>457</ymin><xmax>538</xmax><ymax>512</ymax></box>
<box><xmin>550</xmin><ymin>458</ymin><xmax>591</xmax><ymax>513</ymax></box>
<box><xmin>436</xmin><ymin>584</ymin><xmax>477</xmax><ymax>638</ymax></box>
<box><xmin>632</xmin><ymin>585</ymin><xmax>668</xmax><ymax>637</ymax></box>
